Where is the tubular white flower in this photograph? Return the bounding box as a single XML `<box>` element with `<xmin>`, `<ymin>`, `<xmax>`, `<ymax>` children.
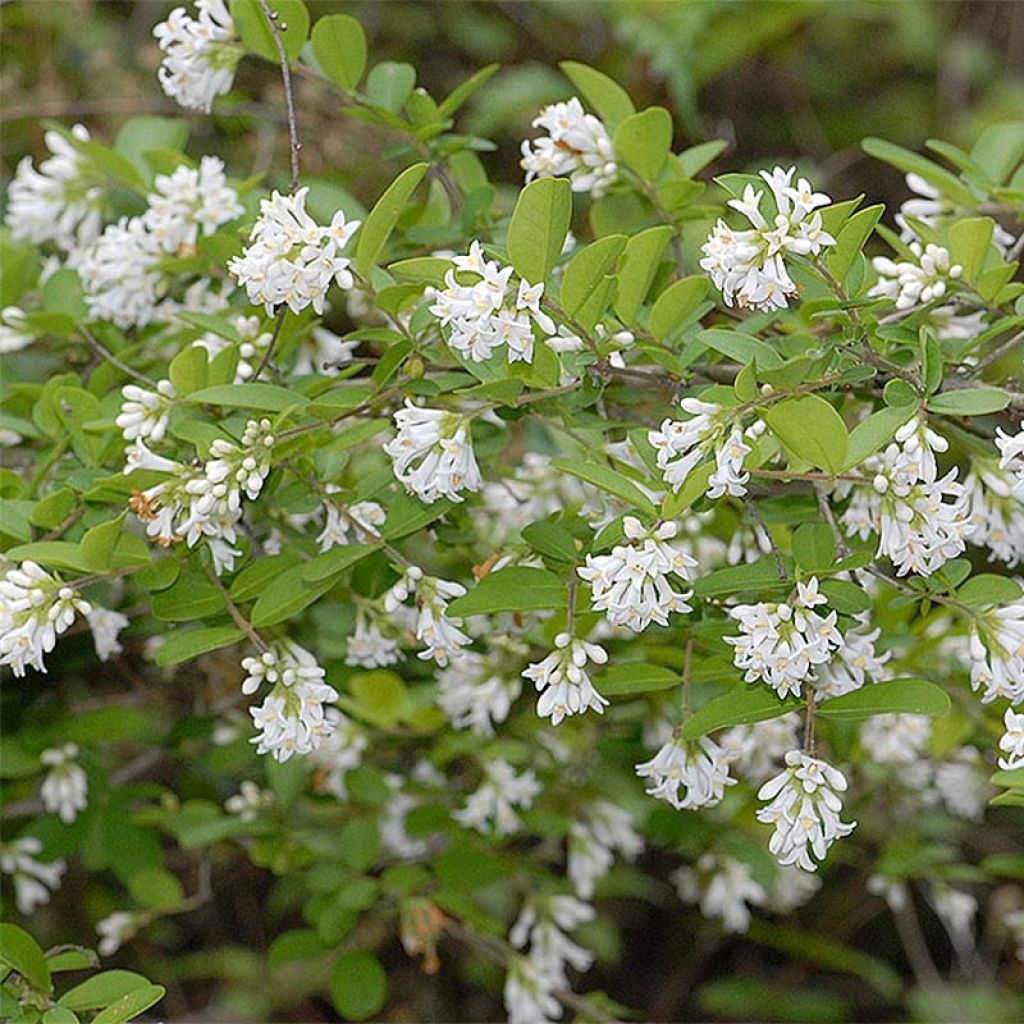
<box><xmin>813</xmin><ymin>620</ymin><xmax>890</xmax><ymax>699</ymax></box>
<box><xmin>308</xmin><ymin>707</ymin><xmax>367</xmax><ymax>799</ymax></box>
<box><xmin>999</xmin><ymin>707</ymin><xmax>1024</xmax><ymax>770</ymax></box>
<box><xmin>153</xmin><ymin>0</ymin><xmax>242</xmax><ymax>113</ymax></box>
<box><xmin>227</xmin><ymin>187</ymin><xmax>361</xmax><ymax>316</ymax></box>
<box><xmin>453</xmin><ymin>759</ymin><xmax>541</xmax><ymax>835</ymax></box>
<box><xmin>383</xmin><ymin>568</ymin><xmax>471</xmax><ymax>666</ymax></box>
<box><xmin>96</xmin><ymin>911</ymin><xmax>139</xmax><ymax>957</ymax></box>
<box><xmin>317</xmin><ymin>497</ymin><xmax>386</xmax><ymax>552</ymax></box>
<box><xmin>345</xmin><ymin>618</ymin><xmax>401</xmax><ymax>669</ymax></box>
<box><xmin>438</xmin><ymin>648</ymin><xmax>522</xmax><ymax>735</ymax></box>
<box><xmin>224</xmin><ymin>779</ymin><xmax>274</xmax><ymax>821</ymax></box>
<box><xmin>142</xmin><ymin>155</ymin><xmax>243</xmax><ymax>249</ymax></box>
<box><xmin>965</xmin><ymin>468</ymin><xmax>1024</xmax><ymax>568</ymax></box>
<box><xmin>756</xmin><ymin>751</ymin><xmax>855</xmax><ymax>872</ymax></box>
<box><xmin>672</xmin><ymin>853</ymin><xmax>768</xmax><ymax>934</ymax></box>
<box><xmin>504</xmin><ymin>954</ymin><xmax>562</xmax><ymax>1024</ymax></box>
<box><xmin>861</xmin><ymin>713</ymin><xmax>932</xmax><ymax>765</ymax></box>
<box><xmin>0</xmin><ymin>837</ymin><xmax>66</xmax><ymax>915</ymax></box>
<box><xmin>522</xmin><ymin>632</ymin><xmax>609</xmax><ymax>726</ymax></box>
<box><xmin>520</xmin><ymin>97</ymin><xmax>617</xmax><ymax>198</ymax></box>
<box><xmin>967</xmin><ymin>601</ymin><xmax>1024</xmax><ymax>704</ymax></box>
<box><xmin>40</xmin><ymin>743</ymin><xmax>88</xmax><ymax>825</ymax></box>
<box><xmin>567</xmin><ymin>801</ymin><xmax>643</xmax><ymax>900</ymax></box>
<box><xmin>85</xmin><ymin>606</ymin><xmax>130</xmax><ymax>662</ymax></box>
<box><xmin>636</xmin><ymin>734</ymin><xmax>735</xmax><ymax>810</ymax></box>
<box><xmin>933</xmin><ymin>746</ymin><xmax>991</xmax><ymax>821</ymax></box>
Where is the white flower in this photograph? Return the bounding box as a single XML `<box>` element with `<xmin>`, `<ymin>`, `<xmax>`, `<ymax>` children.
<box><xmin>0</xmin><ymin>837</ymin><xmax>66</xmax><ymax>914</ymax></box>
<box><xmin>438</xmin><ymin>648</ymin><xmax>522</xmax><ymax>735</ymax></box>
<box><xmin>224</xmin><ymin>780</ymin><xmax>274</xmax><ymax>821</ymax></box>
<box><xmin>672</xmin><ymin>854</ymin><xmax>767</xmax><ymax>934</ymax></box>
<box><xmin>504</xmin><ymin>954</ymin><xmax>562</xmax><ymax>1024</ymax></box>
<box><xmin>84</xmin><ymin>606</ymin><xmax>130</xmax><ymax>662</ymax></box>
<box><xmin>930</xmin><ymin>884</ymin><xmax>977</xmax><ymax>941</ymax></box>
<box><xmin>701</xmin><ymin>166</ymin><xmax>835</xmax><ymax>312</ymax></box>
<box><xmin>292</xmin><ymin>326</ymin><xmax>361</xmax><ymax>375</ymax></box>
<box><xmin>965</xmin><ymin>469</ymin><xmax>1024</xmax><ymax>568</ymax></box>
<box><xmin>861</xmin><ymin>713</ymin><xmax>932</xmax><ymax>765</ymax></box>
<box><xmin>227</xmin><ymin>187</ymin><xmax>361</xmax><ymax>316</ymax></box>
<box><xmin>636</xmin><ymin>734</ymin><xmax>735</xmax><ymax>810</ymax></box>
<box><xmin>719</xmin><ymin>712</ymin><xmax>801</xmax><ymax>783</ymax></box>
<box><xmin>317</xmin><ymin>497</ymin><xmax>386</xmax><ymax>552</ymax></box>
<box><xmin>383</xmin><ymin>401</ymin><xmax>483</xmax><ymax>504</ymax></box>
<box><xmin>995</xmin><ymin>426</ymin><xmax>1024</xmax><ymax>489</ymax></box>
<box><xmin>309</xmin><ymin>708</ymin><xmax>367</xmax><ymax>799</ymax></box>
<box><xmin>578</xmin><ymin>517</ymin><xmax>696</xmax><ymax>631</ymax></box>
<box><xmin>967</xmin><ymin>601</ymin><xmax>1024</xmax><ymax>704</ymax></box>
<box><xmin>96</xmin><ymin>911</ymin><xmax>138</xmax><ymax>957</ymax></box>
<box><xmin>765</xmin><ymin>864</ymin><xmax>822</xmax><ymax>912</ymax></box>
<box><xmin>5</xmin><ymin>124</ymin><xmax>103</xmax><ymax>254</ymax></box>
<box><xmin>756</xmin><ymin>751</ymin><xmax>855</xmax><ymax>872</ymax></box>
<box><xmin>522</xmin><ymin>632</ymin><xmax>609</xmax><ymax>726</ymax></box>
<box><xmin>0</xmin><ymin>307</ymin><xmax>39</xmax><ymax>354</ymax></box>
<box><xmin>509</xmin><ymin>895</ymin><xmax>594</xmax><ymax>1003</ymax></box>
<box><xmin>933</xmin><ymin>746</ymin><xmax>991</xmax><ymax>821</ymax></box>
<box><xmin>39</xmin><ymin>743</ymin><xmax>88</xmax><ymax>824</ymax></box>
<box><xmin>867</xmin><ymin>874</ymin><xmax>909</xmax><ymax>912</ymax></box>
<box><xmin>999</xmin><ymin>707</ymin><xmax>1024</xmax><ymax>770</ymax></box>
<box><xmin>116</xmin><ymin>380</ymin><xmax>178</xmax><ymax>443</ymax></box>
<box><xmin>870</xmin><ymin>242</ymin><xmax>963</xmax><ymax>311</ymax></box>
<box><xmin>383</xmin><ymin>568</ymin><xmax>471</xmax><ymax>666</ymax></box>
<box><xmin>567</xmin><ymin>801</ymin><xmax>643</xmax><ymax>900</ymax></box>
<box><xmin>345</xmin><ymin>618</ymin><xmax>401</xmax><ymax>668</ymax></box>
<box><xmin>153</xmin><ymin>0</ymin><xmax>242</xmax><ymax>113</ymax></box>
<box><xmin>453</xmin><ymin>759</ymin><xmax>541</xmax><ymax>835</ymax></box>
<box><xmin>520</xmin><ymin>96</ymin><xmax>617</xmax><ymax>198</ymax></box>
<box><xmin>142</xmin><ymin>155</ymin><xmax>243</xmax><ymax>249</ymax></box>
<box><xmin>0</xmin><ymin>561</ymin><xmax>91</xmax><ymax>677</ymax></box>
<box><xmin>813</xmin><ymin>621</ymin><xmax>890</xmax><ymax>699</ymax></box>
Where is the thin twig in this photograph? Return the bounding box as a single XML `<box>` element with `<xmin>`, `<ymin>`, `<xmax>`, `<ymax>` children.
<box><xmin>79</xmin><ymin>324</ymin><xmax>157</xmax><ymax>386</ymax></box>
<box><xmin>815</xmin><ymin>483</ymin><xmax>851</xmax><ymax>560</ymax></box>
<box><xmin>255</xmin><ymin>0</ymin><xmax>301</xmax><ymax>191</ymax></box>
<box><xmin>971</xmin><ymin>327</ymin><xmax>1024</xmax><ymax>376</ymax></box>
<box><xmin>205</xmin><ymin>568</ymin><xmax>268</xmax><ymax>652</ymax></box>
<box><xmin>744</xmin><ymin>497</ymin><xmax>787</xmax><ymax>580</ymax></box>
<box><xmin>252</xmin><ymin>305</ymin><xmax>287</xmax><ymax>382</ymax></box>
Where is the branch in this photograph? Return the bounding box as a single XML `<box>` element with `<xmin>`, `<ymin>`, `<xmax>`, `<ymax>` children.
<box><xmin>256</xmin><ymin>0</ymin><xmax>301</xmax><ymax>191</ymax></box>
<box><xmin>78</xmin><ymin>324</ymin><xmax>157</xmax><ymax>387</ymax></box>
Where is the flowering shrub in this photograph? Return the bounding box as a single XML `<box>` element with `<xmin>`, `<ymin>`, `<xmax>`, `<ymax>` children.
<box><xmin>3</xmin><ymin>2</ymin><xmax>1024</xmax><ymax>1021</ymax></box>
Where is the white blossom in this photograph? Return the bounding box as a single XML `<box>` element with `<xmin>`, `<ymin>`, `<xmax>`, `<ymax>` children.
<box><xmin>40</xmin><ymin>743</ymin><xmax>88</xmax><ymax>824</ymax></box>
<box><xmin>965</xmin><ymin>468</ymin><xmax>1024</xmax><ymax>568</ymax></box>
<box><xmin>933</xmin><ymin>746</ymin><xmax>991</xmax><ymax>821</ymax></box>
<box><xmin>85</xmin><ymin>606</ymin><xmax>130</xmax><ymax>662</ymax></box>
<box><xmin>0</xmin><ymin>307</ymin><xmax>40</xmax><ymax>354</ymax></box>
<box><xmin>999</xmin><ymin>707</ymin><xmax>1024</xmax><ymax>770</ymax></box>
<box><xmin>967</xmin><ymin>601</ymin><xmax>1024</xmax><ymax>704</ymax></box>
<box><xmin>142</xmin><ymin>156</ymin><xmax>244</xmax><ymax>250</ymax></box>
<box><xmin>813</xmin><ymin>620</ymin><xmax>890</xmax><ymax>699</ymax></box>
<box><xmin>453</xmin><ymin>759</ymin><xmax>540</xmax><ymax>835</ymax></box>
<box><xmin>930</xmin><ymin>884</ymin><xmax>978</xmax><ymax>943</ymax></box>
<box><xmin>567</xmin><ymin>801</ymin><xmax>643</xmax><ymax>900</ymax></box>
<box><xmin>116</xmin><ymin>380</ymin><xmax>178</xmax><ymax>443</ymax></box>
<box><xmin>672</xmin><ymin>854</ymin><xmax>767</xmax><ymax>934</ymax></box>
<box><xmin>636</xmin><ymin>734</ymin><xmax>735</xmax><ymax>810</ymax></box>
<box><xmin>224</xmin><ymin>780</ymin><xmax>274</xmax><ymax>821</ymax></box>
<box><xmin>309</xmin><ymin>708</ymin><xmax>367</xmax><ymax>799</ymax></box>
<box><xmin>522</xmin><ymin>632</ymin><xmax>609</xmax><ymax>726</ymax></box>
<box><xmin>96</xmin><ymin>911</ymin><xmax>139</xmax><ymax>957</ymax></box>
<box><xmin>719</xmin><ymin>712</ymin><xmax>801</xmax><ymax>783</ymax></box>
<box><xmin>438</xmin><ymin>648</ymin><xmax>522</xmax><ymax>735</ymax></box>
<box><xmin>384</xmin><ymin>567</ymin><xmax>471</xmax><ymax>666</ymax></box>
<box><xmin>509</xmin><ymin>895</ymin><xmax>594</xmax><ymax>1003</ymax></box>
<box><xmin>861</xmin><ymin>713</ymin><xmax>932</xmax><ymax>765</ymax></box>
<box><xmin>316</xmin><ymin>497</ymin><xmax>386</xmax><ymax>552</ymax></box>
<box><xmin>870</xmin><ymin>241</ymin><xmax>963</xmax><ymax>310</ymax></box>
<box><xmin>765</xmin><ymin>864</ymin><xmax>822</xmax><ymax>912</ymax></box>
<box><xmin>345</xmin><ymin>618</ymin><xmax>401</xmax><ymax>669</ymax></box>
<box><xmin>504</xmin><ymin>954</ymin><xmax>562</xmax><ymax>1024</ymax></box>
<box><xmin>867</xmin><ymin>874</ymin><xmax>910</xmax><ymax>912</ymax></box>
<box><xmin>0</xmin><ymin>837</ymin><xmax>66</xmax><ymax>914</ymax></box>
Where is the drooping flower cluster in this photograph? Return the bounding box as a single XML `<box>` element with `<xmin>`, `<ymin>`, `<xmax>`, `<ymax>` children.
<box><xmin>152</xmin><ymin>0</ymin><xmax>242</xmax><ymax>113</ymax></box>
<box><xmin>309</xmin><ymin>708</ymin><xmax>368</xmax><ymax>799</ymax></box>
<box><xmin>726</xmin><ymin>578</ymin><xmax>844</xmax><ymax>699</ymax></box>
<box><xmin>241</xmin><ymin>640</ymin><xmax>340</xmax><ymax>762</ymax></box>
<box><xmin>999</xmin><ymin>708</ymin><xmax>1024</xmax><ymax>770</ymax></box>
<box><xmin>85</xmin><ymin>606</ymin><xmax>130</xmax><ymax>662</ymax></box>
<box><xmin>384</xmin><ymin>402</ymin><xmax>483</xmax><ymax>504</ymax></box>
<box><xmin>39</xmin><ymin>743</ymin><xmax>88</xmax><ymax>824</ymax></box>
<box><xmin>672</xmin><ymin>854</ymin><xmax>768</xmax><ymax>934</ymax></box>
<box><xmin>756</xmin><ymin>751</ymin><xmax>855</xmax><ymax>871</ymax></box>
<box><xmin>700</xmin><ymin>166</ymin><xmax>835</xmax><ymax>312</ymax></box>
<box><xmin>860</xmin><ymin>712</ymin><xmax>932</xmax><ymax>764</ymax></box>
<box><xmin>567</xmin><ymin>801</ymin><xmax>644</xmax><ymax>900</ymax></box>
<box><xmin>227</xmin><ymin>187</ymin><xmax>361</xmax><ymax>316</ymax></box>
<box><xmin>649</xmin><ymin>397</ymin><xmax>763</xmax><ymax>499</ymax></box>
<box><xmin>116</xmin><ymin>380</ymin><xmax>178</xmax><ymax>443</ymax></box>
<box><xmin>429</xmin><ymin>241</ymin><xmax>559</xmax><ymax>364</ymax></box>
<box><xmin>812</xmin><ymin>619</ymin><xmax>891</xmax><ymax>700</ymax></box>
<box><xmin>383</xmin><ymin>566</ymin><xmax>471</xmax><ymax>666</ymax></box>
<box><xmin>578</xmin><ymin>517</ymin><xmax>696</xmax><ymax>631</ymax></box>
<box><xmin>520</xmin><ymin>97</ymin><xmax>617</xmax><ymax>198</ymax></box>
<box><xmin>454</xmin><ymin>759</ymin><xmax>541</xmax><ymax>835</ymax></box>
<box><xmin>316</xmin><ymin>496</ymin><xmax>386</xmax><ymax>552</ymax></box>
<box><xmin>0</xmin><ymin>837</ymin><xmax>66</xmax><ymax>915</ymax></box>
<box><xmin>996</xmin><ymin>426</ymin><xmax>1024</xmax><ymax>488</ymax></box>
<box><xmin>345</xmin><ymin>617</ymin><xmax>401</xmax><ymax>669</ymax></box>
<box><xmin>522</xmin><ymin>632</ymin><xmax>609</xmax><ymax>725</ymax></box>
<box><xmin>438</xmin><ymin>644</ymin><xmax>524</xmax><ymax>736</ymax></box>
<box><xmin>0</xmin><ymin>561</ymin><xmax>90</xmax><ymax>677</ymax></box>
<box><xmin>636</xmin><ymin>733</ymin><xmax>735</xmax><ymax>810</ymax></box>
<box><xmin>869</xmin><ymin>241</ymin><xmax>963</xmax><ymax>310</ymax></box>
<box><xmin>965</xmin><ymin>465</ymin><xmax>1024</xmax><ymax>568</ymax></box>
<box><xmin>967</xmin><ymin>601</ymin><xmax>1024</xmax><ymax>704</ymax></box>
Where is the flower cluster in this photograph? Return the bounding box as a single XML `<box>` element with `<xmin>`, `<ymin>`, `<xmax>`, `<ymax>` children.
<box><xmin>85</xmin><ymin>606</ymin><xmax>130</xmax><ymax>663</ymax></box>
<box><xmin>454</xmin><ymin>759</ymin><xmax>541</xmax><ymax>835</ymax></box>
<box><xmin>241</xmin><ymin>640</ymin><xmax>340</xmax><ymax>762</ymax></box>
<box><xmin>636</xmin><ymin>734</ymin><xmax>735</xmax><ymax>810</ymax></box>
<box><xmin>438</xmin><ymin>645</ymin><xmax>524</xmax><ymax>735</ymax></box>
<box><xmin>522</xmin><ymin>632</ymin><xmax>609</xmax><ymax>725</ymax></box>
<box><xmin>429</xmin><ymin>241</ymin><xmax>561</xmax><ymax>364</ymax></box>
<box><xmin>726</xmin><ymin>578</ymin><xmax>844</xmax><ymax>699</ymax></box>
<box><xmin>309</xmin><ymin>708</ymin><xmax>368</xmax><ymax>799</ymax></box>
<box><xmin>0</xmin><ymin>837</ymin><xmax>66</xmax><ymax>915</ymax></box>
<box><xmin>0</xmin><ymin>561</ymin><xmax>90</xmax><ymax>677</ymax></box>
<box><xmin>672</xmin><ymin>854</ymin><xmax>768</xmax><ymax>934</ymax></box>
<box><xmin>227</xmin><ymin>187</ymin><xmax>361</xmax><ymax>316</ymax></box>
<box><xmin>999</xmin><ymin>708</ymin><xmax>1024</xmax><ymax>770</ymax></box>
<box><xmin>383</xmin><ymin>566</ymin><xmax>471</xmax><ymax>666</ymax></box>
<box><xmin>316</xmin><ymin>496</ymin><xmax>386</xmax><ymax>552</ymax></box>
<box><xmin>520</xmin><ymin>97</ymin><xmax>617</xmax><ymax>197</ymax></box>
<box><xmin>116</xmin><ymin>380</ymin><xmax>178</xmax><ymax>443</ymax></box>
<box><xmin>40</xmin><ymin>743</ymin><xmax>88</xmax><ymax>824</ymax></box>
<box><xmin>700</xmin><ymin>166</ymin><xmax>835</xmax><ymax>312</ymax></box>
<box><xmin>719</xmin><ymin>712</ymin><xmax>801</xmax><ymax>782</ymax></box>
<box><xmin>567</xmin><ymin>801</ymin><xmax>643</xmax><ymax>900</ymax></box>
<box><xmin>384</xmin><ymin>402</ymin><xmax>483</xmax><ymax>504</ymax></box>
<box><xmin>869</xmin><ymin>241</ymin><xmax>963</xmax><ymax>310</ymax></box>
<box><xmin>578</xmin><ymin>517</ymin><xmax>696</xmax><ymax>631</ymax></box>
<box><xmin>153</xmin><ymin>0</ymin><xmax>242</xmax><ymax>113</ymax></box>
<box><xmin>345</xmin><ymin>617</ymin><xmax>401</xmax><ymax>669</ymax></box>
<box><xmin>756</xmin><ymin>751</ymin><xmax>855</xmax><ymax>871</ymax></box>
<box><xmin>224</xmin><ymin>780</ymin><xmax>274</xmax><ymax>822</ymax></box>
<box><xmin>967</xmin><ymin>601</ymin><xmax>1024</xmax><ymax>704</ymax></box>
<box><xmin>811</xmin><ymin>619</ymin><xmax>890</xmax><ymax>700</ymax></box>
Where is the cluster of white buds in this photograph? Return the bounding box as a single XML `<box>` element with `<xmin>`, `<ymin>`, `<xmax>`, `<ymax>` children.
<box><xmin>756</xmin><ymin>751</ymin><xmax>855</xmax><ymax>872</ymax></box>
<box><xmin>39</xmin><ymin>743</ymin><xmax>88</xmax><ymax>825</ymax></box>
<box><xmin>152</xmin><ymin>0</ymin><xmax>242</xmax><ymax>113</ymax></box>
<box><xmin>224</xmin><ymin>780</ymin><xmax>274</xmax><ymax>822</ymax></box>
<box><xmin>308</xmin><ymin>707</ymin><xmax>368</xmax><ymax>799</ymax></box>
<box><xmin>869</xmin><ymin>241</ymin><xmax>963</xmax><ymax>310</ymax></box>
<box><xmin>429</xmin><ymin>240</ymin><xmax>558</xmax><ymax>364</ymax></box>
<box><xmin>438</xmin><ymin>646</ymin><xmax>523</xmax><ymax>736</ymax></box>
<box><xmin>384</xmin><ymin>401</ymin><xmax>483</xmax><ymax>505</ymax></box>
<box><xmin>967</xmin><ymin>601</ymin><xmax>1024</xmax><ymax>704</ymax></box>
<box><xmin>316</xmin><ymin>495</ymin><xmax>386</xmax><ymax>552</ymax></box>
<box><xmin>0</xmin><ymin>837</ymin><xmax>66</xmax><ymax>915</ymax></box>
<box><xmin>116</xmin><ymin>380</ymin><xmax>178</xmax><ymax>443</ymax></box>
<box><xmin>383</xmin><ymin>566</ymin><xmax>471</xmax><ymax>666</ymax></box>
<box><xmin>5</xmin><ymin>123</ymin><xmax>103</xmax><ymax>256</ymax></box>
<box><xmin>345</xmin><ymin>617</ymin><xmax>401</xmax><ymax>669</ymax></box>
<box><xmin>0</xmin><ymin>561</ymin><xmax>90</xmax><ymax>677</ymax></box>
<box><xmin>999</xmin><ymin>708</ymin><xmax>1024</xmax><ymax>770</ymax></box>
<box><xmin>578</xmin><ymin>517</ymin><xmax>696</xmax><ymax>631</ymax></box>
<box><xmin>85</xmin><ymin>606</ymin><xmax>130</xmax><ymax>663</ymax></box>
<box><xmin>636</xmin><ymin>733</ymin><xmax>735</xmax><ymax>810</ymax></box>
<box><xmin>520</xmin><ymin>96</ymin><xmax>617</xmax><ymax>198</ymax></box>
<box><xmin>522</xmin><ymin>632</ymin><xmax>609</xmax><ymax>726</ymax></box>
<box><xmin>649</xmin><ymin>397</ymin><xmax>762</xmax><ymax>499</ymax></box>
<box><xmin>841</xmin><ymin>416</ymin><xmax>973</xmax><ymax>576</ymax></box>
<box><xmin>700</xmin><ymin>166</ymin><xmax>835</xmax><ymax>312</ymax></box>
<box><xmin>227</xmin><ymin>187</ymin><xmax>361</xmax><ymax>316</ymax></box>
<box><xmin>726</xmin><ymin>578</ymin><xmax>844</xmax><ymax>699</ymax></box>
<box><xmin>672</xmin><ymin>853</ymin><xmax>768</xmax><ymax>934</ymax></box>
<box><xmin>241</xmin><ymin>640</ymin><xmax>339</xmax><ymax>762</ymax></box>
<box><xmin>567</xmin><ymin>801</ymin><xmax>643</xmax><ymax>900</ymax></box>
<box><xmin>453</xmin><ymin>759</ymin><xmax>541</xmax><ymax>835</ymax></box>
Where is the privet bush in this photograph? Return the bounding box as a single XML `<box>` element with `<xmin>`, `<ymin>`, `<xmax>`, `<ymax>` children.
<box><xmin>2</xmin><ymin>2</ymin><xmax>1024</xmax><ymax>1021</ymax></box>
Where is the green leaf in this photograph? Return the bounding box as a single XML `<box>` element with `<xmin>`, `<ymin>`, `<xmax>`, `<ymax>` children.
<box><xmin>43</xmin><ymin>1007</ymin><xmax>80</xmax><ymax>1024</ymax></box>
<box><xmin>597</xmin><ymin>662</ymin><xmax>680</xmax><ymax>697</ymax></box>
<box><xmin>828</xmin><ymin>204</ymin><xmax>883</xmax><ymax>281</ymax></box>
<box><xmin>926</xmin><ymin>387</ymin><xmax>1010</xmax><ymax>416</ymax></box>
<box><xmin>330</xmin><ymin>950</ymin><xmax>387</xmax><ymax>1021</ymax></box>
<box><xmin>764</xmin><ymin>394</ymin><xmax>849</xmax><ymax>473</ymax></box>
<box><xmin>229</xmin><ymin>553</ymin><xmax>301</xmax><ymax>601</ymax></box>
<box><xmin>46</xmin><ymin>949</ymin><xmax>98</xmax><ymax>973</ymax></box>
<box><xmin>682</xmin><ymin>686</ymin><xmax>803</xmax><ymax>741</ymax></box>
<box><xmin>818</xmin><ymin>678</ymin><xmax>950</xmax><ymax>720</ymax></box>
<box><xmin>90</xmin><ymin>984</ymin><xmax>165</xmax><ymax>1024</ymax></box>
<box><xmin>311</xmin><ymin>13</ymin><xmax>366</xmax><ymax>90</ymax></box>
<box><xmin>677</xmin><ymin>139</ymin><xmax>728</xmax><ymax>177</ymax></box>
<box><xmin>381</xmin><ymin>494</ymin><xmax>454</xmax><ymax>540</ymax></box>
<box><xmin>948</xmin><ymin>217</ymin><xmax>994</xmax><ymax>283</ymax></box>
<box><xmin>365</xmin><ymin>61</ymin><xmax>416</xmax><ymax>113</ymax></box>
<box><xmin>692</xmin><ymin>557</ymin><xmax>789</xmax><ymax>597</ymax></box>
<box><xmin>80</xmin><ymin>514</ymin><xmax>127</xmax><ymax>572</ymax></box>
<box><xmin>0</xmin><ymin>923</ymin><xmax>51</xmax><ymax>993</ymax></box>
<box><xmin>614</xmin><ymin>225</ymin><xmax>673</xmax><ymax>325</ymax></box>
<box><xmin>115</xmin><ymin>117</ymin><xmax>188</xmax><ymax>175</ymax></box>
<box><xmin>698</xmin><ymin>327</ymin><xmax>784</xmax><ymax>369</ymax></box>
<box><xmin>550</xmin><ymin>457</ymin><xmax>657</xmax><ymax>518</ymax></box>
<box><xmin>971</xmin><ymin>122</ymin><xmax>1024</xmax><ymax>185</ymax></box>
<box><xmin>301</xmin><ymin>543</ymin><xmax>380</xmax><ymax>583</ymax></box>
<box><xmin>819</xmin><ymin>579</ymin><xmax>872</xmax><ymax>615</ymax></box>
<box><xmin>560</xmin><ymin>235</ymin><xmax>627</xmax><ymax>317</ymax></box>
<box><xmin>59</xmin><ymin>972</ymin><xmax>151</xmax><ymax>1012</ymax></box>
<box><xmin>387</xmin><ymin>256</ymin><xmax>452</xmax><ymax>285</ymax></box>
<box><xmin>862</xmin><ymin>136</ymin><xmax>976</xmax><ymax>207</ymax></box>
<box><xmin>843</xmin><ymin>404</ymin><xmax>915</xmax><ymax>469</ymax></box>
<box><xmin>154</xmin><ymin>626</ymin><xmax>245</xmax><ymax>667</ymax></box>
<box><xmin>558</xmin><ymin>61</ymin><xmax>635</xmax><ymax>126</ymax></box>
<box><xmin>231</xmin><ymin>0</ymin><xmax>309</xmax><ymax>64</ymax></box>
<box><xmin>354</xmin><ymin>163</ymin><xmax>428</xmax><ymax>275</ymax></box>
<box><xmin>506</xmin><ymin>177</ymin><xmax>572</xmax><ymax>286</ymax></box>
<box><xmin>437</xmin><ymin>63</ymin><xmax>500</xmax><ymax>118</ymax></box>
<box><xmin>792</xmin><ymin>523</ymin><xmax>835</xmax><ymax>574</ymax></box>
<box><xmin>613</xmin><ymin>107</ymin><xmax>673</xmax><ymax>181</ymax></box>
<box><xmin>151</xmin><ymin>575</ymin><xmax>227</xmax><ymax>622</ymax></box>
<box><xmin>190</xmin><ymin>383</ymin><xmax>308</xmax><ymax>412</ymax></box>
<box><xmin>521</xmin><ymin>519</ymin><xmax>579</xmax><ymax>563</ymax></box>
<box><xmin>30</xmin><ymin>487</ymin><xmax>75</xmax><ymax>530</ymax></box>
<box><xmin>168</xmin><ymin>345</ymin><xmax>208</xmax><ymax>396</ymax></box>
<box><xmin>250</xmin><ymin>562</ymin><xmax>339</xmax><ymax>627</ymax></box>
<box><xmin>348</xmin><ymin>670</ymin><xmax>408</xmax><ymax>728</ymax></box>
<box><xmin>649</xmin><ymin>277</ymin><xmax>710</xmax><ymax>342</ymax></box>
<box><xmin>3</xmin><ymin>541</ymin><xmax>92</xmax><ymax>573</ymax></box>
<box><xmin>446</xmin><ymin>566</ymin><xmax>567</xmax><ymax>616</ymax></box>
<box><xmin>957</xmin><ymin>573</ymin><xmax>1023</xmax><ymax>608</ymax></box>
